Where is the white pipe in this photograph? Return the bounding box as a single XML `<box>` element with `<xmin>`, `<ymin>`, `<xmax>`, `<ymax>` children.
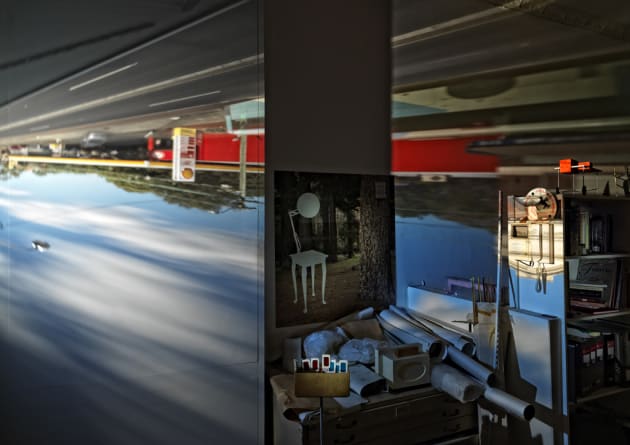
<box><xmin>431</xmin><ymin>363</ymin><xmax>534</xmax><ymax>421</ymax></box>
<box><xmin>431</xmin><ymin>363</ymin><xmax>484</xmax><ymax>403</ymax></box>
<box><xmin>484</xmin><ymin>387</ymin><xmax>535</xmax><ymax>421</ymax></box>
<box><xmin>379</xmin><ymin>312</ymin><xmax>534</xmax><ymax>422</ymax></box>
<box><xmin>447</xmin><ymin>346</ymin><xmax>495</xmax><ymax>385</ymax></box>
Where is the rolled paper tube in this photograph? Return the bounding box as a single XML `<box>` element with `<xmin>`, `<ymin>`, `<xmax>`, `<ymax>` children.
<box><xmin>320</xmin><ymin>307</ymin><xmax>375</xmax><ymax>331</ymax></box>
<box><xmin>357</xmin><ymin>307</ymin><xmax>374</xmax><ymax>319</ymax></box>
<box><xmin>446</xmin><ymin>346</ymin><xmax>495</xmax><ymax>385</ymax></box>
<box><xmin>378</xmin><ymin>310</ymin><xmax>447</xmax><ymax>359</ymax></box>
<box><xmin>483</xmin><ymin>387</ymin><xmax>535</xmax><ymax>421</ymax></box>
<box><xmin>377</xmin><ymin>316</ymin><xmax>421</xmax><ymax>345</ymax></box>
<box><xmin>431</xmin><ymin>363</ymin><xmax>484</xmax><ymax>403</ymax></box>
<box><xmin>389</xmin><ymin>306</ymin><xmax>476</xmax><ymax>356</ymax></box>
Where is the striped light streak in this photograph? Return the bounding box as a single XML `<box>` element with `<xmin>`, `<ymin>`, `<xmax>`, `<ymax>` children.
<box><xmin>69</xmin><ymin>63</ymin><xmax>138</xmax><ymax>91</ymax></box>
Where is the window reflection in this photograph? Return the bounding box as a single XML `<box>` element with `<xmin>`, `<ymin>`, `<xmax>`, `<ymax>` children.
<box><xmin>1</xmin><ymin>164</ymin><xmax>263</xmax><ymax>379</ymax></box>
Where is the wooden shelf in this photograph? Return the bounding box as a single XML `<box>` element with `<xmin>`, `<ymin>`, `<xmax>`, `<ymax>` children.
<box><xmin>566</xmin><ymin>253</ymin><xmax>630</xmax><ymax>259</ymax></box>
<box><xmin>574</xmin><ymin>385</ymin><xmax>630</xmax><ymax>404</ymax></box>
<box><xmin>568</xmin><ymin>309</ymin><xmax>630</xmax><ymax>323</ymax></box>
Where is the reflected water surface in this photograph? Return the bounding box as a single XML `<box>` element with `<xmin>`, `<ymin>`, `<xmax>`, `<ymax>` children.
<box><xmin>0</xmin><ymin>165</ymin><xmax>263</xmax><ymax>445</ymax></box>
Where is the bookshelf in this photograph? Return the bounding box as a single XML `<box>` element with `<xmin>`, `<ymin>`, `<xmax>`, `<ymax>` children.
<box><xmin>503</xmin><ymin>190</ymin><xmax>630</xmax><ymax>445</ymax></box>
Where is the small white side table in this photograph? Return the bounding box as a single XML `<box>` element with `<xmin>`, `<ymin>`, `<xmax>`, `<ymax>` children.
<box><xmin>289</xmin><ymin>249</ymin><xmax>328</xmax><ymax>313</ymax></box>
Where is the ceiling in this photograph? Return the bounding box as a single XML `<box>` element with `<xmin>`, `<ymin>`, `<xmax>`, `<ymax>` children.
<box><xmin>2</xmin><ymin>0</ymin><xmax>630</xmax><ymax>147</ymax></box>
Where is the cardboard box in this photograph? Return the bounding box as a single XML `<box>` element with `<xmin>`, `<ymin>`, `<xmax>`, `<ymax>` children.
<box><xmin>294</xmin><ymin>372</ymin><xmax>350</xmax><ymax>398</ymax></box>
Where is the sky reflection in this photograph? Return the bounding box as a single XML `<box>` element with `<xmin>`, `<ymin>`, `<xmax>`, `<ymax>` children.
<box><xmin>1</xmin><ymin>167</ymin><xmax>263</xmax><ymax>445</ymax></box>
<box><xmin>395</xmin><ymin>214</ymin><xmax>496</xmax><ymax>300</ymax></box>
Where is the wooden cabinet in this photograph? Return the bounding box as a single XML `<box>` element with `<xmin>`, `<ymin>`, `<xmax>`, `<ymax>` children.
<box><xmin>272</xmin><ymin>379</ymin><xmax>477</xmax><ymax>445</ymax></box>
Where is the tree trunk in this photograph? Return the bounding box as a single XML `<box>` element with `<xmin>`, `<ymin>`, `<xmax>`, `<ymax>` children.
<box><xmin>359</xmin><ymin>175</ymin><xmax>394</xmax><ymax>302</ymax></box>
<box><xmin>345</xmin><ymin>207</ymin><xmax>354</xmax><ymax>258</ymax></box>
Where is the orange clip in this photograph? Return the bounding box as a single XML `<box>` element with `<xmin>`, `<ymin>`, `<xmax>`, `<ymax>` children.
<box><xmin>559</xmin><ymin>158</ymin><xmax>576</xmax><ymax>174</ymax></box>
<box><xmin>558</xmin><ymin>158</ymin><xmax>597</xmax><ymax>174</ymax></box>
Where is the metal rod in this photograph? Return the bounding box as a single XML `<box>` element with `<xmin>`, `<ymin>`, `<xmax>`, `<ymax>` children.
<box><xmin>538</xmin><ymin>223</ymin><xmax>544</xmax><ymax>262</ymax></box>
<box><xmin>495</xmin><ymin>191</ymin><xmax>505</xmax><ymax>375</ymax></box>
<box><xmin>473</xmin><ymin>277</ymin><xmax>479</xmax><ymax>324</ymax></box>
<box><xmin>548</xmin><ymin>222</ymin><xmax>554</xmax><ymax>264</ymax></box>
<box><xmin>288</xmin><ymin>210</ymin><xmax>301</xmax><ymax>253</ymax></box>
<box><xmin>319</xmin><ymin>396</ymin><xmax>324</xmax><ymax>445</ymax></box>
<box><xmin>239</xmin><ymin>135</ymin><xmax>247</xmax><ymax>196</ymax></box>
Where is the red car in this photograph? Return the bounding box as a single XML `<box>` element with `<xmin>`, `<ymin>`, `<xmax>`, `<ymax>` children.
<box><xmin>148</xmin><ymin>133</ymin><xmax>265</xmax><ymax>164</ymax></box>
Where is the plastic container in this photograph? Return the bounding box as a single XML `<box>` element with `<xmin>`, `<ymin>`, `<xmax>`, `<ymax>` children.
<box><xmin>474</xmin><ymin>302</ymin><xmax>497</xmax><ymax>367</ymax></box>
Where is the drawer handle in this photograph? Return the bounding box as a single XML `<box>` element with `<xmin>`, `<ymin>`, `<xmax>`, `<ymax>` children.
<box><xmin>334</xmin><ymin>434</ymin><xmax>355</xmax><ymax>444</ymax></box>
<box><xmin>335</xmin><ymin>419</ymin><xmax>357</xmax><ymax>429</ymax></box>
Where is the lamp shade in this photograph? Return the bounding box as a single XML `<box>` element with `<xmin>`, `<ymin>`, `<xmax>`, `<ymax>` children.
<box><xmin>296</xmin><ymin>193</ymin><xmax>320</xmax><ymax>218</ymax></box>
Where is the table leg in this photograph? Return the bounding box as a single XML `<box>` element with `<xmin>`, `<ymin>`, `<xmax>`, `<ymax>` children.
<box><xmin>311</xmin><ymin>263</ymin><xmax>316</xmax><ymax>296</ymax></box>
<box><xmin>291</xmin><ymin>260</ymin><xmax>298</xmax><ymax>303</ymax></box>
<box><xmin>319</xmin><ymin>396</ymin><xmax>324</xmax><ymax>445</ymax></box>
<box><xmin>302</xmin><ymin>265</ymin><xmax>308</xmax><ymax>313</ymax></box>
<box><xmin>321</xmin><ymin>261</ymin><xmax>327</xmax><ymax>304</ymax></box>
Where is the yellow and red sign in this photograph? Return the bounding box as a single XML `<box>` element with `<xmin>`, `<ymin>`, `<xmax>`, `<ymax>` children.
<box><xmin>172</xmin><ymin>127</ymin><xmax>198</xmax><ymax>182</ymax></box>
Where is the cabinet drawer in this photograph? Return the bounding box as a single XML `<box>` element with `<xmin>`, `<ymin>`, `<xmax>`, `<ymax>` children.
<box><xmin>303</xmin><ymin>414</ymin><xmax>477</xmax><ymax>445</ymax></box>
<box><xmin>338</xmin><ymin>393</ymin><xmax>475</xmax><ymax>431</ymax></box>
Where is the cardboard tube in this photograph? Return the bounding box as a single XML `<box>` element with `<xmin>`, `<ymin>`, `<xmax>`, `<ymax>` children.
<box><xmin>423</xmin><ymin>319</ymin><xmax>476</xmax><ymax>356</ymax></box>
<box><xmin>376</xmin><ymin>316</ymin><xmax>446</xmax><ymax>359</ymax></box>
<box><xmin>320</xmin><ymin>307</ymin><xmax>374</xmax><ymax>331</ymax></box>
<box><xmin>483</xmin><ymin>387</ymin><xmax>535</xmax><ymax>421</ymax></box>
<box><xmin>431</xmin><ymin>363</ymin><xmax>484</xmax><ymax>403</ymax></box>
<box><xmin>447</xmin><ymin>346</ymin><xmax>495</xmax><ymax>385</ymax></box>
<box><xmin>390</xmin><ymin>306</ymin><xmax>476</xmax><ymax>356</ymax></box>
<box><xmin>378</xmin><ymin>310</ymin><xmax>447</xmax><ymax>359</ymax></box>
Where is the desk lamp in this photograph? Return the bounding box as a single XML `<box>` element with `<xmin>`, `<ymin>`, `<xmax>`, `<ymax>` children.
<box><xmin>288</xmin><ymin>192</ymin><xmax>320</xmax><ymax>252</ymax></box>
